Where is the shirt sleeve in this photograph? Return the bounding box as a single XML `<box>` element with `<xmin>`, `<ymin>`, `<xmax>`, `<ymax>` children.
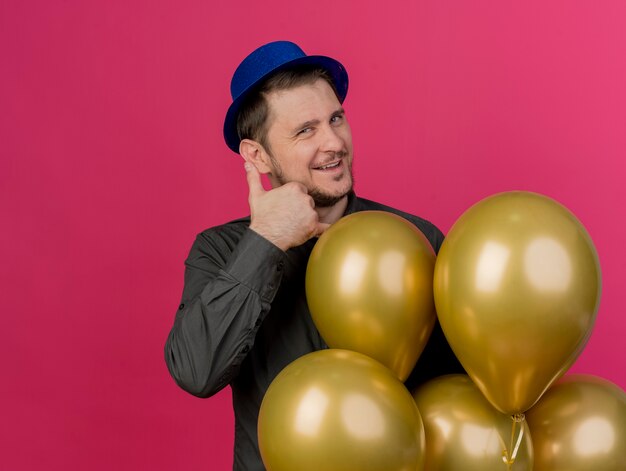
<box><xmin>164</xmin><ymin>227</ymin><xmax>286</xmax><ymax>398</ymax></box>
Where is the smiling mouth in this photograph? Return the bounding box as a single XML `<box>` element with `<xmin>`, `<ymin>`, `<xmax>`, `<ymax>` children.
<box><xmin>313</xmin><ymin>160</ymin><xmax>342</xmax><ymax>171</ymax></box>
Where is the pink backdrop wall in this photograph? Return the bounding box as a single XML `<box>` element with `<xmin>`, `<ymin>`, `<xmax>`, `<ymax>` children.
<box><xmin>2</xmin><ymin>1</ymin><xmax>624</xmax><ymax>469</ymax></box>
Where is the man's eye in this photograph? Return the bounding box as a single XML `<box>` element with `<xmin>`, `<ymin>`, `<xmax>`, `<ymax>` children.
<box><xmin>331</xmin><ymin>115</ymin><xmax>343</xmax><ymax>124</ymax></box>
<box><xmin>297</xmin><ymin>127</ymin><xmax>312</xmax><ymax>135</ymax></box>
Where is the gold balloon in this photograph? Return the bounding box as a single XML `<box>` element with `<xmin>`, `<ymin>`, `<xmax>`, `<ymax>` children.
<box><xmin>258</xmin><ymin>349</ymin><xmax>425</xmax><ymax>471</ymax></box>
<box><xmin>434</xmin><ymin>192</ymin><xmax>601</xmax><ymax>414</ymax></box>
<box><xmin>526</xmin><ymin>374</ymin><xmax>626</xmax><ymax>471</ymax></box>
<box><xmin>413</xmin><ymin>375</ymin><xmax>534</xmax><ymax>471</ymax></box>
<box><xmin>306</xmin><ymin>211</ymin><xmax>437</xmax><ymax>381</ymax></box>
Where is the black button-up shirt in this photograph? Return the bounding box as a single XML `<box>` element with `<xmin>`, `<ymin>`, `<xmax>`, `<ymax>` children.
<box><xmin>165</xmin><ymin>193</ymin><xmax>463</xmax><ymax>470</ymax></box>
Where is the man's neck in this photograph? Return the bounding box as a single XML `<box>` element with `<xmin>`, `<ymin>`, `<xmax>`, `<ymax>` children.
<box><xmin>316</xmin><ymin>195</ymin><xmax>349</xmax><ymax>225</ymax></box>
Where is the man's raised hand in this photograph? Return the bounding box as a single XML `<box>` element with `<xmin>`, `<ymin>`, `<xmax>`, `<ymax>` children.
<box><xmin>245</xmin><ymin>162</ymin><xmax>329</xmax><ymax>251</ymax></box>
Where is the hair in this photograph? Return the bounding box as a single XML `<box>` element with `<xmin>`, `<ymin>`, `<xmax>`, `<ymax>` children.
<box><xmin>236</xmin><ymin>65</ymin><xmax>339</xmax><ymax>154</ymax></box>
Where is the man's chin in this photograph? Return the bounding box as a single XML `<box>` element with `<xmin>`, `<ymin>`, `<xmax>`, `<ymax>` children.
<box><xmin>309</xmin><ymin>187</ymin><xmax>352</xmax><ymax>208</ymax></box>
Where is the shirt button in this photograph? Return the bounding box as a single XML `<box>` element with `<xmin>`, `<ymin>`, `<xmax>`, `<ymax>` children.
<box><xmin>178</xmin><ymin>303</ymin><xmax>185</xmax><ymax>310</ymax></box>
<box><xmin>277</xmin><ymin>261</ymin><xmax>284</xmax><ymax>271</ymax></box>
<box><xmin>255</xmin><ymin>318</ymin><xmax>262</xmax><ymax>327</ymax></box>
<box><xmin>242</xmin><ymin>345</ymin><xmax>250</xmax><ymax>353</ymax></box>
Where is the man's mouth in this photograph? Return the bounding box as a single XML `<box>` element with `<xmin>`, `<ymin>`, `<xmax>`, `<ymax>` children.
<box><xmin>313</xmin><ymin>160</ymin><xmax>342</xmax><ymax>171</ymax></box>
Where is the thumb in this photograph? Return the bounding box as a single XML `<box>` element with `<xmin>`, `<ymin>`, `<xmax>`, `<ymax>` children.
<box><xmin>244</xmin><ymin>162</ymin><xmax>265</xmax><ymax>198</ymax></box>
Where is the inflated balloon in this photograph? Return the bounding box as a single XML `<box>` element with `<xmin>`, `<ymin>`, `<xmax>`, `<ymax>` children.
<box><xmin>434</xmin><ymin>192</ymin><xmax>601</xmax><ymax>414</ymax></box>
<box><xmin>306</xmin><ymin>211</ymin><xmax>437</xmax><ymax>381</ymax></box>
<box><xmin>258</xmin><ymin>349</ymin><xmax>425</xmax><ymax>471</ymax></box>
<box><xmin>413</xmin><ymin>375</ymin><xmax>533</xmax><ymax>471</ymax></box>
<box><xmin>526</xmin><ymin>374</ymin><xmax>626</xmax><ymax>471</ymax></box>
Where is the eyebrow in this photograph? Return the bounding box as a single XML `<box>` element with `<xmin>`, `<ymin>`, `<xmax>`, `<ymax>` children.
<box><xmin>291</xmin><ymin>108</ymin><xmax>345</xmax><ymax>135</ymax></box>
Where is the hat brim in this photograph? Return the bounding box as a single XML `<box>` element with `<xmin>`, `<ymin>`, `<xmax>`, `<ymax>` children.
<box><xmin>223</xmin><ymin>55</ymin><xmax>349</xmax><ymax>153</ymax></box>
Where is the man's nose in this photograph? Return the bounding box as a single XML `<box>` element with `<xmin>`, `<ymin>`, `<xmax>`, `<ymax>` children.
<box><xmin>319</xmin><ymin>125</ymin><xmax>344</xmax><ymax>153</ymax></box>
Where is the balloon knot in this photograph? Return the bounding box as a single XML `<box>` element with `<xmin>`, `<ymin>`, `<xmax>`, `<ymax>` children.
<box><xmin>511</xmin><ymin>413</ymin><xmax>525</xmax><ymax>423</ymax></box>
<box><xmin>501</xmin><ymin>413</ymin><xmax>526</xmax><ymax>469</ymax></box>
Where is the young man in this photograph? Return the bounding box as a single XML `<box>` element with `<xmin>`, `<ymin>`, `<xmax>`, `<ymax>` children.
<box><xmin>165</xmin><ymin>41</ymin><xmax>462</xmax><ymax>470</ymax></box>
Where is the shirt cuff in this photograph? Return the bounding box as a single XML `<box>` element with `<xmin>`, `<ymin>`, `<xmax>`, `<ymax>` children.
<box><xmin>224</xmin><ymin>228</ymin><xmax>286</xmax><ymax>303</ymax></box>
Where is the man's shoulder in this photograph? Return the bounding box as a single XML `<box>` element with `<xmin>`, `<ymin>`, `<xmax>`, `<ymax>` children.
<box><xmin>354</xmin><ymin>196</ymin><xmax>433</xmax><ymax>226</ymax></box>
<box><xmin>353</xmin><ymin>196</ymin><xmax>444</xmax><ymax>252</ymax></box>
<box><xmin>194</xmin><ymin>216</ymin><xmax>251</xmax><ymax>247</ymax></box>
<box><xmin>199</xmin><ymin>216</ymin><xmax>250</xmax><ymax>233</ymax></box>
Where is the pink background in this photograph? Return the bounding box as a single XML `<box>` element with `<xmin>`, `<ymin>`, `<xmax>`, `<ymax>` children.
<box><xmin>2</xmin><ymin>1</ymin><xmax>625</xmax><ymax>469</ymax></box>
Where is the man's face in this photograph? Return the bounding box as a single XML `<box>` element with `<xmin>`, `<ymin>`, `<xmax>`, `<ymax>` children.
<box><xmin>261</xmin><ymin>79</ymin><xmax>354</xmax><ymax>207</ymax></box>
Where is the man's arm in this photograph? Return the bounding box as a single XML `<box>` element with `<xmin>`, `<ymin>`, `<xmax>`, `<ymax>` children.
<box><xmin>165</xmin><ymin>162</ymin><xmax>328</xmax><ymax>397</ymax></box>
<box><xmin>164</xmin><ymin>226</ymin><xmax>286</xmax><ymax>397</ymax></box>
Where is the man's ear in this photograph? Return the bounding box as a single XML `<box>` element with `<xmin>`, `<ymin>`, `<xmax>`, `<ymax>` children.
<box><xmin>239</xmin><ymin>139</ymin><xmax>272</xmax><ymax>174</ymax></box>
